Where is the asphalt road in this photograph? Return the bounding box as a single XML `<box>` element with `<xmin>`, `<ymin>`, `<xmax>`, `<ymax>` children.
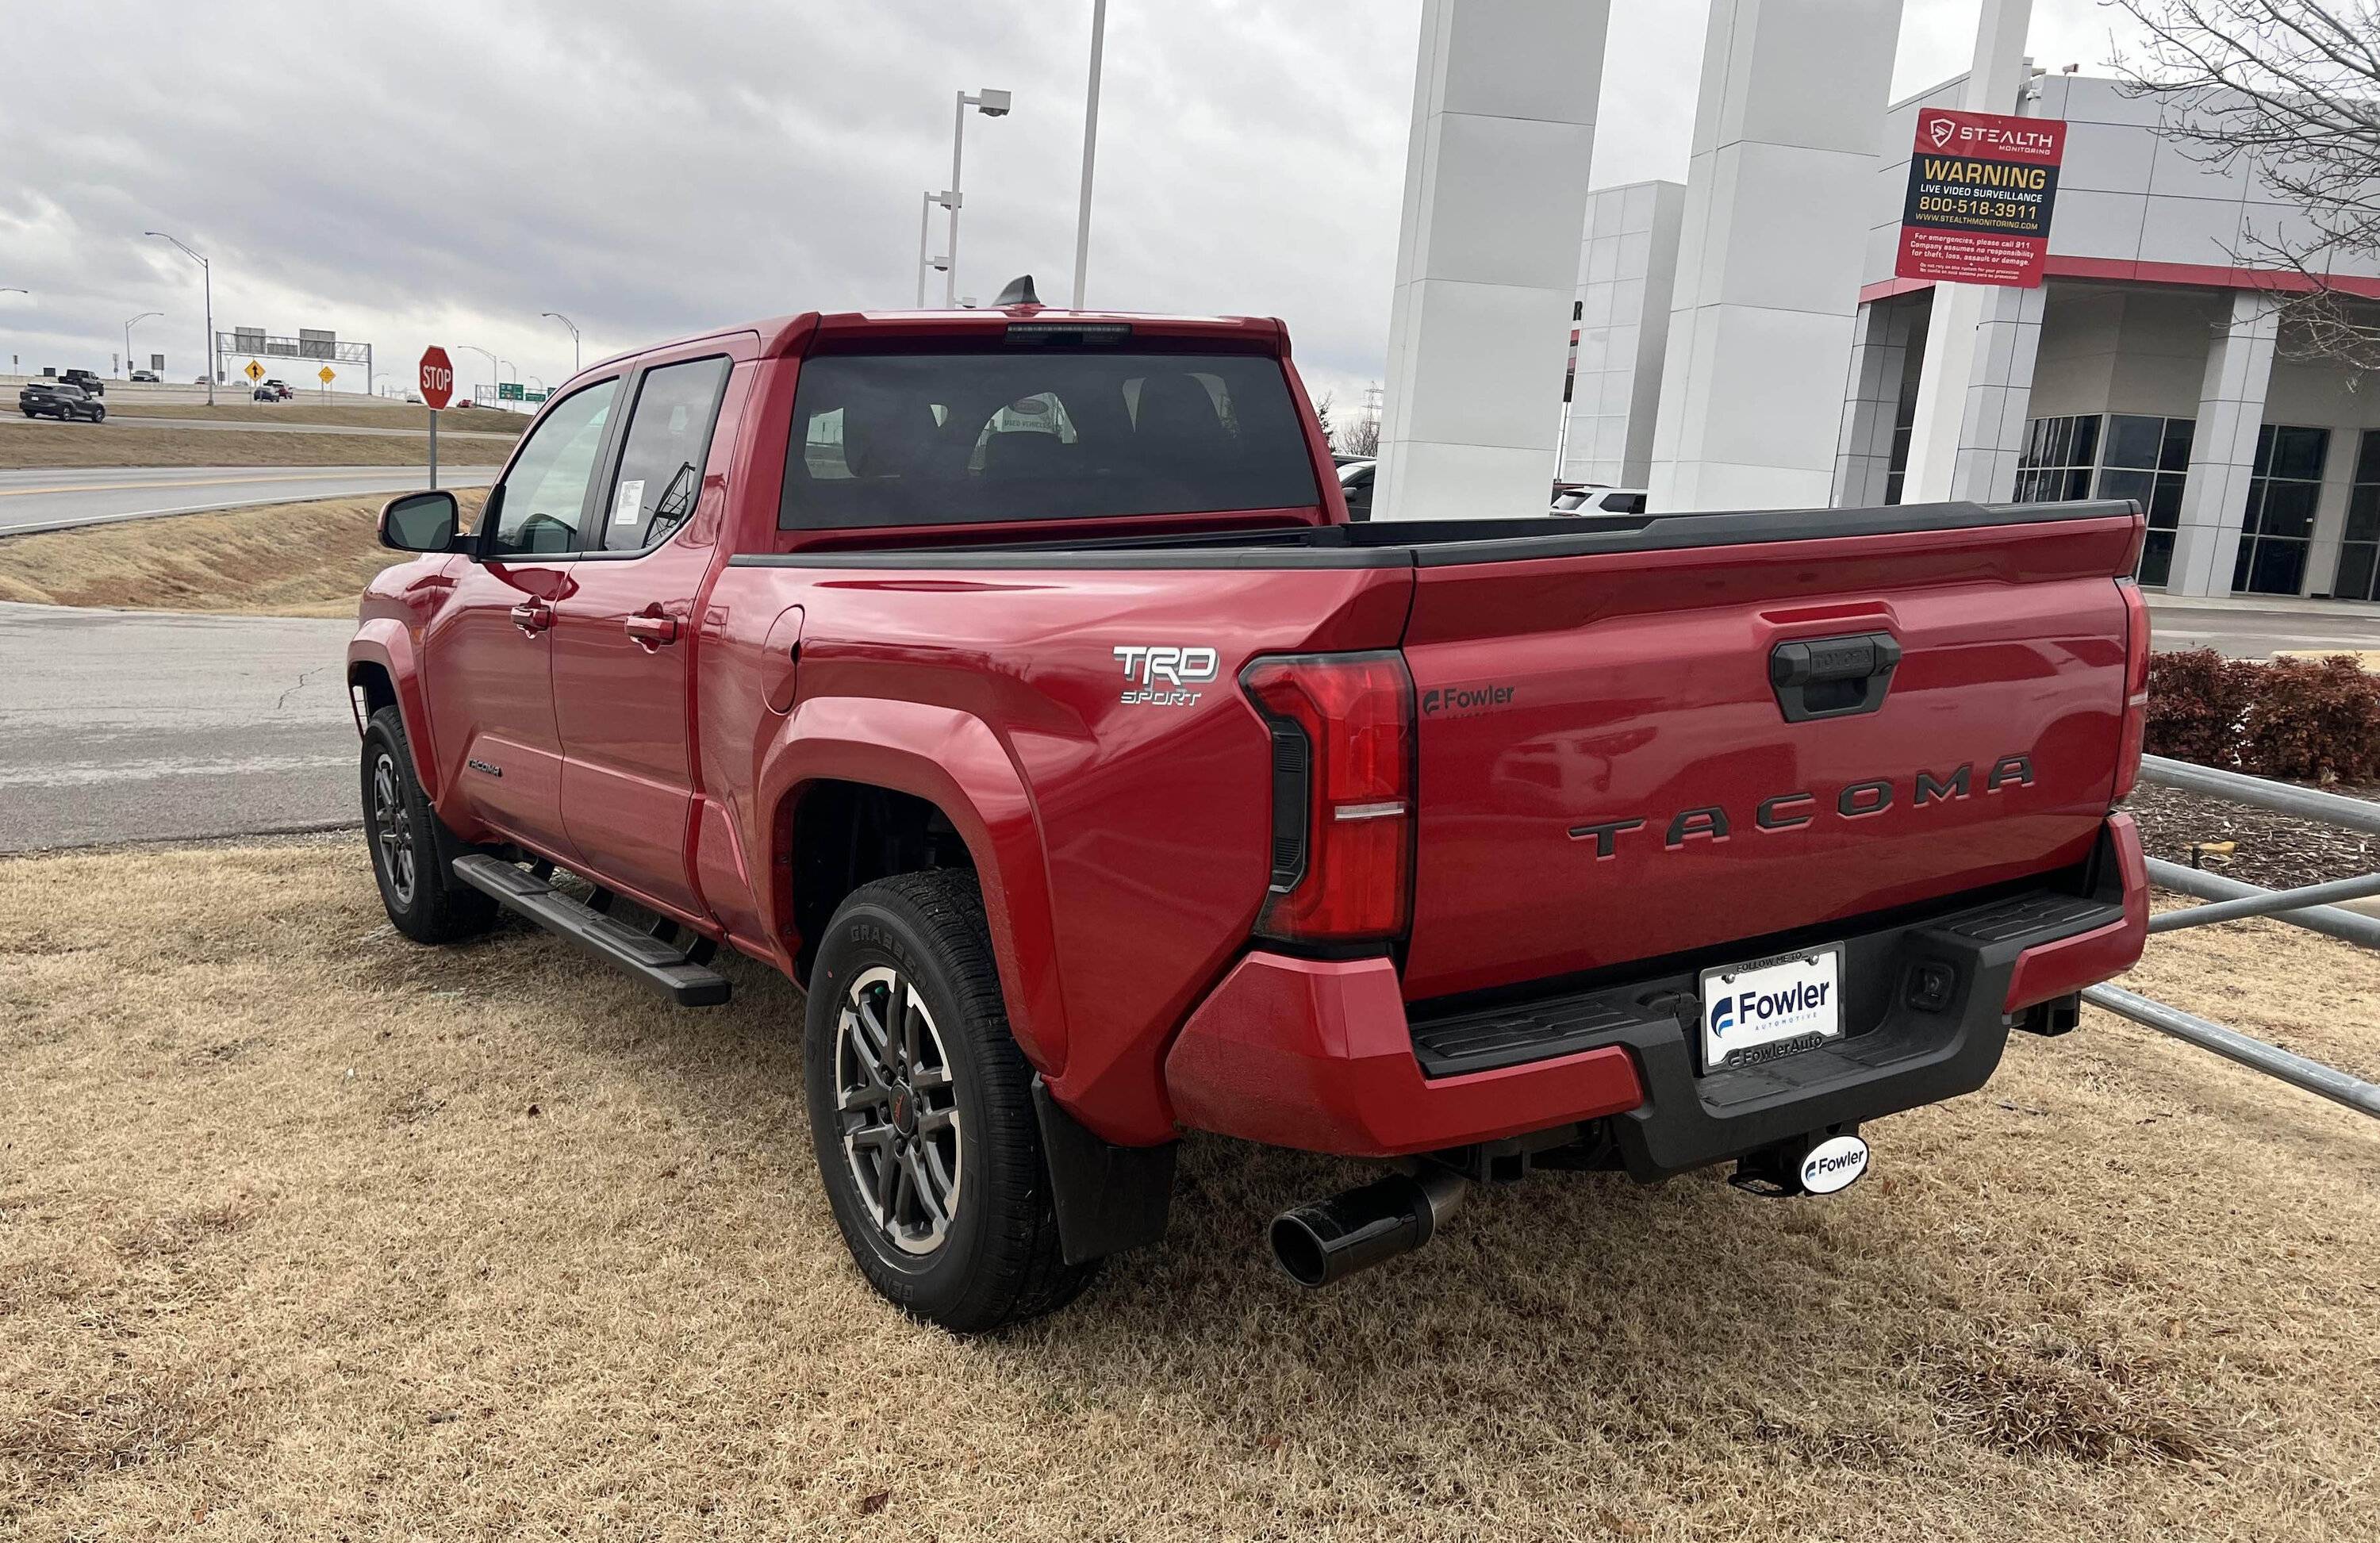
<box><xmin>2147</xmin><ymin>593</ymin><xmax>2380</xmax><ymax>659</ymax></box>
<box><xmin>0</xmin><ymin>465</ymin><xmax>501</xmax><ymax>536</ymax></box>
<box><xmin>0</xmin><ymin>601</ymin><xmax>357</xmax><ymax>854</ymax></box>
<box><xmin>2</xmin><ymin>412</ymin><xmax>518</xmax><ymax>440</ymax></box>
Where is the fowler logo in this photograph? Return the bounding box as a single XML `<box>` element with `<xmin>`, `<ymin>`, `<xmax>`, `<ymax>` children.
<box><xmin>1420</xmin><ymin>683</ymin><xmax>1514</xmax><ymax>716</ymax></box>
<box><xmin>1709</xmin><ymin>977</ymin><xmax>1833</xmax><ymax>1038</ymax></box>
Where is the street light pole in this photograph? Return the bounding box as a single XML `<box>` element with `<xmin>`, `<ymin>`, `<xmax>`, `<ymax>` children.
<box><xmin>917</xmin><ymin>190</ymin><xmax>961</xmax><ymax>307</ymax></box>
<box><xmin>1073</xmin><ymin>0</ymin><xmax>1108</xmax><ymax>309</ymax></box>
<box><xmin>144</xmin><ymin>232</ymin><xmax>213</xmax><ymax>405</ymax></box>
<box><xmin>540</xmin><ymin>312</ymin><xmax>580</xmax><ymax>375</ymax></box>
<box><xmin>946</xmin><ymin>87</ymin><xmax>1012</xmax><ymax>308</ymax></box>
<box><xmin>457</xmin><ymin>344</ymin><xmax>497</xmax><ymax>409</ymax></box>
<box><xmin>124</xmin><ymin>311</ymin><xmax>162</xmax><ymax>378</ymax></box>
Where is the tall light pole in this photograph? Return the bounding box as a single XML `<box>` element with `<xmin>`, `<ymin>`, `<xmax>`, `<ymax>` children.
<box><xmin>124</xmin><ymin>311</ymin><xmax>162</xmax><ymax>378</ymax></box>
<box><xmin>540</xmin><ymin>312</ymin><xmax>580</xmax><ymax>375</ymax></box>
<box><xmin>456</xmin><ymin>344</ymin><xmax>497</xmax><ymax>409</ymax></box>
<box><xmin>916</xmin><ymin>190</ymin><xmax>959</xmax><ymax>307</ymax></box>
<box><xmin>946</xmin><ymin>87</ymin><xmax>1012</xmax><ymax>308</ymax></box>
<box><xmin>145</xmin><ymin>232</ymin><xmax>213</xmax><ymax>405</ymax></box>
<box><xmin>1073</xmin><ymin>0</ymin><xmax>1108</xmax><ymax>309</ymax></box>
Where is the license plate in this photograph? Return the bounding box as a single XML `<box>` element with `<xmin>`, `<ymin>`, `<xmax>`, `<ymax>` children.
<box><xmin>1699</xmin><ymin>946</ymin><xmax>1844</xmax><ymax>1072</ymax></box>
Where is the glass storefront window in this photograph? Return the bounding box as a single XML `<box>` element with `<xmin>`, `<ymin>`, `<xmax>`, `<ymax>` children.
<box><xmin>2232</xmin><ymin>424</ymin><xmax>2332</xmax><ymax>596</ymax></box>
<box><xmin>2336</xmin><ymin>431</ymin><xmax>2380</xmax><ymax>602</ymax></box>
<box><xmin>2097</xmin><ymin>413</ymin><xmax>2194</xmax><ymax>588</ymax></box>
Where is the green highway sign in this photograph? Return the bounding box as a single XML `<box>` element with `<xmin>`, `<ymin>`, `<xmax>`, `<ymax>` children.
<box><xmin>497</xmin><ymin>380</ymin><xmax>525</xmax><ymax>401</ymax></box>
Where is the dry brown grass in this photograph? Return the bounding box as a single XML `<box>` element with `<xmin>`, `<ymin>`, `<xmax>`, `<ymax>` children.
<box><xmin>102</xmin><ymin>401</ymin><xmax>524</xmax><ymax>439</ymax></box>
<box><xmin>0</xmin><ymin>424</ymin><xmax>491</xmax><ymax>470</ymax></box>
<box><xmin>0</xmin><ymin>492</ymin><xmax>484</xmax><ymax>617</ymax></box>
<box><xmin>2</xmin><ymin>841</ymin><xmax>2375</xmax><ymax>1538</ymax></box>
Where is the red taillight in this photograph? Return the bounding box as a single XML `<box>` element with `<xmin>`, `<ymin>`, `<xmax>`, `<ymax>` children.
<box><xmin>1242</xmin><ymin>651</ymin><xmax>1414</xmax><ymax>943</ymax></box>
<box><xmin>2113</xmin><ymin>579</ymin><xmax>2151</xmax><ymax>802</ymax></box>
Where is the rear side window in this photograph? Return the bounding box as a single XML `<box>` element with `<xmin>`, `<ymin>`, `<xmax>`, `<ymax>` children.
<box><xmin>596</xmin><ymin>356</ymin><xmax>732</xmax><ymax>551</ymax></box>
<box><xmin>780</xmin><ymin>351</ymin><xmax>1320</xmax><ymax>530</ymax></box>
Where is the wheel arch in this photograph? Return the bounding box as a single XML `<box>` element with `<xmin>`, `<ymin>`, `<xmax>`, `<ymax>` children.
<box><xmin>347</xmin><ymin>623</ymin><xmax>440</xmax><ymax>803</ymax></box>
<box><xmin>761</xmin><ymin>697</ymin><xmax>1070</xmax><ymax>1077</ymax></box>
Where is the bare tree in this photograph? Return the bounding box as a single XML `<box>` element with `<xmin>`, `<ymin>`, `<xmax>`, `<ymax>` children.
<box><xmin>2112</xmin><ymin>0</ymin><xmax>2380</xmax><ymax>366</ymax></box>
<box><xmin>1311</xmin><ymin>390</ymin><xmax>1337</xmax><ymax>451</ymax></box>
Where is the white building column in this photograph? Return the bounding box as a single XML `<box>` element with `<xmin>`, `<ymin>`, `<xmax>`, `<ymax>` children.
<box><xmin>1646</xmin><ymin>0</ymin><xmax>1906</xmax><ymax>512</ymax></box>
<box><xmin>1832</xmin><ymin>297</ymin><xmax>1921</xmax><ymax>507</ymax></box>
<box><xmin>2168</xmin><ymin>290</ymin><xmax>2282</xmax><ymax>596</ymax></box>
<box><xmin>1375</xmin><ymin>0</ymin><xmax>1611</xmax><ymax>521</ymax></box>
<box><xmin>1948</xmin><ymin>281</ymin><xmax>2048</xmax><ymax>501</ymax></box>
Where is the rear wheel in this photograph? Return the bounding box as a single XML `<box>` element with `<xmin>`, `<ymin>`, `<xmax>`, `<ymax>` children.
<box><xmin>362</xmin><ymin>705</ymin><xmax>497</xmax><ymax>944</ymax></box>
<box><xmin>804</xmin><ymin>869</ymin><xmax>1096</xmax><ymax>1332</ymax></box>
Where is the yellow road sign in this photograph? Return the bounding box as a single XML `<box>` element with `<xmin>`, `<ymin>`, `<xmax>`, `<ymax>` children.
<box><xmin>317</xmin><ymin>366</ymin><xmax>336</xmax><ymax>385</ymax></box>
<box><xmin>243</xmin><ymin>359</ymin><xmax>264</xmax><ymax>382</ymax></box>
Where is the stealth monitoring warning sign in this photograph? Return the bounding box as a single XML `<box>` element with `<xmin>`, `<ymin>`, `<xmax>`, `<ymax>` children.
<box><xmin>1895</xmin><ymin>108</ymin><xmax>2065</xmax><ymax>288</ymax></box>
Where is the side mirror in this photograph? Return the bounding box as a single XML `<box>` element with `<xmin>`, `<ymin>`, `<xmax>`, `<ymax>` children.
<box><xmin>379</xmin><ymin>490</ymin><xmax>459</xmax><ymax>553</ymax></box>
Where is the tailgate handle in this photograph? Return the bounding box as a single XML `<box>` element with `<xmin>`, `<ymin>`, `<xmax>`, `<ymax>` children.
<box><xmin>1769</xmin><ymin>632</ymin><xmax>1902</xmax><ymax>723</ymax></box>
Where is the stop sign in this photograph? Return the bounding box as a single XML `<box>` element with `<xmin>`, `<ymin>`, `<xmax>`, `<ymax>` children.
<box><xmin>418</xmin><ymin>346</ymin><xmax>455</xmax><ymax>411</ymax></box>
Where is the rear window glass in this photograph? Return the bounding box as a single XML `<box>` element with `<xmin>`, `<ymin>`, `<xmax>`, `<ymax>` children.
<box><xmin>780</xmin><ymin>351</ymin><xmax>1320</xmax><ymax>530</ymax></box>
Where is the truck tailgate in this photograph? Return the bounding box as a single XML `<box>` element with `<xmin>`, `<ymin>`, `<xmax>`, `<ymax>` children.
<box><xmin>1397</xmin><ymin>509</ymin><xmax>2140</xmax><ymax>1002</ymax></box>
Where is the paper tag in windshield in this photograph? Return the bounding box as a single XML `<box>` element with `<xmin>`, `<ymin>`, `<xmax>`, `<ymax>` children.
<box><xmin>611</xmin><ymin>479</ymin><xmax>645</xmax><ymax>527</ymax></box>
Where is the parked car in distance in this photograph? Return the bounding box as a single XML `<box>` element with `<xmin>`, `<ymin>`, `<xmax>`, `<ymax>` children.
<box><xmin>1553</xmin><ymin>486</ymin><xmax>1649</xmax><ymax>516</ymax></box>
<box><xmin>128</xmin><ymin>369</ymin><xmax>162</xmax><ymax>383</ymax></box>
<box><xmin>18</xmin><ymin>380</ymin><xmax>106</xmax><ymax>422</ymax></box>
<box><xmin>1336</xmin><ymin>457</ymin><xmax>1375</xmax><ymax>520</ymax></box>
<box><xmin>352</xmin><ymin>288</ymin><xmax>2152</xmax><ymax>1334</ymax></box>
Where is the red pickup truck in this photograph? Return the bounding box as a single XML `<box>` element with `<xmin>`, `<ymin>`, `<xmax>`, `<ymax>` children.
<box><xmin>351</xmin><ymin>286</ymin><xmax>2151</xmax><ymax>1330</ymax></box>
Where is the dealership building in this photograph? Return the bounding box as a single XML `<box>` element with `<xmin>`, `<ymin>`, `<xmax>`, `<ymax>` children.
<box><xmin>1559</xmin><ymin>71</ymin><xmax>2380</xmax><ymax>602</ymax></box>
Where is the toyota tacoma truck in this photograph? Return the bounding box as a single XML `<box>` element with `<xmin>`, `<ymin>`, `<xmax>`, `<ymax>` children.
<box><xmin>351</xmin><ymin>281</ymin><xmax>2151</xmax><ymax>1331</ymax></box>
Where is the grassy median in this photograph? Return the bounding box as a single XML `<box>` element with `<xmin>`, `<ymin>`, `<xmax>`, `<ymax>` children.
<box><xmin>101</xmin><ymin>401</ymin><xmax>524</xmax><ymax>438</ymax></box>
<box><xmin>0</xmin><ymin>492</ymin><xmax>484</xmax><ymax>616</ymax></box>
<box><xmin>0</xmin><ymin>423</ymin><xmax>505</xmax><ymax>470</ymax></box>
<box><xmin>1</xmin><ymin>839</ymin><xmax>2374</xmax><ymax>1538</ymax></box>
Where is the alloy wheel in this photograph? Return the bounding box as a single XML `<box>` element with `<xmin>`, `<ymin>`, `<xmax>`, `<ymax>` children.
<box><xmin>835</xmin><ymin>965</ymin><xmax>963</xmax><ymax>1256</ymax></box>
<box><xmin>370</xmin><ymin>750</ymin><xmax>416</xmax><ymax>907</ymax></box>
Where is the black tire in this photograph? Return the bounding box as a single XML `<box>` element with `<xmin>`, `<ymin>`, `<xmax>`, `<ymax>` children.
<box><xmin>804</xmin><ymin>869</ymin><xmax>1096</xmax><ymax>1332</ymax></box>
<box><xmin>361</xmin><ymin>705</ymin><xmax>497</xmax><ymax>944</ymax></box>
<box><xmin>87</xmin><ymin>406</ymin><xmax>104</xmax><ymax>424</ymax></box>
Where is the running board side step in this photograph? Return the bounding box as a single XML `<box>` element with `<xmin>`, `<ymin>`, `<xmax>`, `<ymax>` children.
<box><xmin>451</xmin><ymin>854</ymin><xmax>732</xmax><ymax>1007</ymax></box>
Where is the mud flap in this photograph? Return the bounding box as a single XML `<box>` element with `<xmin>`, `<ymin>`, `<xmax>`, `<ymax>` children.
<box><xmin>1032</xmin><ymin>1077</ymin><xmax>1177</xmax><ymax>1265</ymax></box>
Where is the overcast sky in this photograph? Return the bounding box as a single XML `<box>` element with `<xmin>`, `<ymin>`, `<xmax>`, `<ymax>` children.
<box><xmin>1</xmin><ymin>2</ymin><xmax>2146</xmax><ymax>413</ymax></box>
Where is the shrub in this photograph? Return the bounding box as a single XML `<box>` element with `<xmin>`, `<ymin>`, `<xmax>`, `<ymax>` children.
<box><xmin>2144</xmin><ymin>648</ymin><xmax>2380</xmax><ymax>784</ymax></box>
<box><xmin>2142</xmin><ymin>649</ymin><xmax>2254</xmax><ymax>768</ymax></box>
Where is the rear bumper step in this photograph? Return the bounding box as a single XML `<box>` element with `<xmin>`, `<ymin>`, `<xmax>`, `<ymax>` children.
<box><xmin>451</xmin><ymin>854</ymin><xmax>731</xmax><ymax>1008</ymax></box>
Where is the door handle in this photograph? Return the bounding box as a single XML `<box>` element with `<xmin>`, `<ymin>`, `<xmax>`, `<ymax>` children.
<box><xmin>1769</xmin><ymin>632</ymin><xmax>1902</xmax><ymax>722</ymax></box>
<box><xmin>624</xmin><ymin>610</ymin><xmax>680</xmax><ymax>647</ymax></box>
<box><xmin>509</xmin><ymin>598</ymin><xmax>554</xmax><ymax>635</ymax></box>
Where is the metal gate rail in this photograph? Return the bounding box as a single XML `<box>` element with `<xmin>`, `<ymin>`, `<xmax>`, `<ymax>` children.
<box><xmin>2109</xmin><ymin>755</ymin><xmax>2380</xmax><ymax>1120</ymax></box>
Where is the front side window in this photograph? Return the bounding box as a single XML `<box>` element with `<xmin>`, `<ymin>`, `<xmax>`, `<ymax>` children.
<box><xmin>595</xmin><ymin>357</ymin><xmax>732</xmax><ymax>552</ymax></box>
<box><xmin>780</xmin><ymin>350</ymin><xmax>1321</xmax><ymax>531</ymax></box>
<box><xmin>488</xmin><ymin>379</ymin><xmax>619</xmax><ymax>557</ymax></box>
